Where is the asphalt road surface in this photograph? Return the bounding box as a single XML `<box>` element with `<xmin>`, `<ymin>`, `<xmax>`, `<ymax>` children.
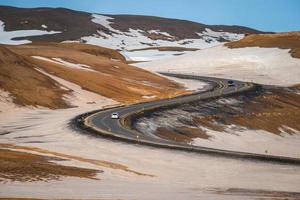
<box><xmin>77</xmin><ymin>73</ymin><xmax>300</xmax><ymax>165</ymax></box>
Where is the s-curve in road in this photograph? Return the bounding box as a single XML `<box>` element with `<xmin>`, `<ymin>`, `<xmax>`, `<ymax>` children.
<box><xmin>75</xmin><ymin>73</ymin><xmax>300</xmax><ymax>165</ymax></box>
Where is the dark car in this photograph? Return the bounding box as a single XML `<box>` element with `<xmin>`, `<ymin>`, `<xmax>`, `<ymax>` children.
<box><xmin>227</xmin><ymin>80</ymin><xmax>235</xmax><ymax>87</ymax></box>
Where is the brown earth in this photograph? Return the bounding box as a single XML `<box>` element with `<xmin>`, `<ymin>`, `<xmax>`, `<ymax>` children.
<box><xmin>0</xmin><ymin>45</ymin><xmax>70</xmax><ymax>109</ymax></box>
<box><xmin>0</xmin><ymin>143</ymin><xmax>154</xmax><ymax>177</ymax></box>
<box><xmin>226</xmin><ymin>88</ymin><xmax>300</xmax><ymax>134</ymax></box>
<box><xmin>155</xmin><ymin>126</ymin><xmax>210</xmax><ymax>143</ymax></box>
<box><xmin>1</xmin><ymin>43</ymin><xmax>186</xmax><ymax>108</ymax></box>
<box><xmin>193</xmin><ymin>87</ymin><xmax>300</xmax><ymax>135</ymax></box>
<box><xmin>226</xmin><ymin>32</ymin><xmax>300</xmax><ymax>58</ymax></box>
<box><xmin>129</xmin><ymin>46</ymin><xmax>199</xmax><ymax>52</ymax></box>
<box><xmin>192</xmin><ymin>116</ymin><xmax>226</xmax><ymax>132</ymax></box>
<box><xmin>0</xmin><ymin>148</ymin><xmax>100</xmax><ymax>183</ymax></box>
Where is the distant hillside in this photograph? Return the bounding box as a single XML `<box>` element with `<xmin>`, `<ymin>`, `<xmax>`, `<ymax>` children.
<box><xmin>0</xmin><ymin>5</ymin><xmax>263</xmax><ymax>52</ymax></box>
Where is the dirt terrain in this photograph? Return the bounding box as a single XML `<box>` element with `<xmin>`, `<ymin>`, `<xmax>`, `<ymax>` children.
<box><xmin>0</xmin><ymin>148</ymin><xmax>100</xmax><ymax>183</ymax></box>
<box><xmin>0</xmin><ymin>43</ymin><xmax>186</xmax><ymax>108</ymax></box>
<box><xmin>219</xmin><ymin>86</ymin><xmax>300</xmax><ymax>134</ymax></box>
<box><xmin>226</xmin><ymin>31</ymin><xmax>300</xmax><ymax>58</ymax></box>
<box><xmin>0</xmin><ymin>143</ymin><xmax>153</xmax><ymax>180</ymax></box>
<box><xmin>155</xmin><ymin>127</ymin><xmax>210</xmax><ymax>143</ymax></box>
<box><xmin>0</xmin><ymin>45</ymin><xmax>69</xmax><ymax>108</ymax></box>
<box><xmin>136</xmin><ymin>85</ymin><xmax>300</xmax><ymax>143</ymax></box>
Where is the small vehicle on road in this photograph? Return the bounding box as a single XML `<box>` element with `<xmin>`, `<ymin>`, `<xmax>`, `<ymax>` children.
<box><xmin>111</xmin><ymin>113</ymin><xmax>120</xmax><ymax>119</ymax></box>
<box><xmin>227</xmin><ymin>80</ymin><xmax>235</xmax><ymax>87</ymax></box>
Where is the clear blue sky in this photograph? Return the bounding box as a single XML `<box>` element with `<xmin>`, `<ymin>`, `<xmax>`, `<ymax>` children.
<box><xmin>1</xmin><ymin>0</ymin><xmax>299</xmax><ymax>32</ymax></box>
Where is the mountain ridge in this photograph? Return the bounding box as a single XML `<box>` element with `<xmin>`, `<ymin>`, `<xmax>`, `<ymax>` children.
<box><xmin>0</xmin><ymin>5</ymin><xmax>263</xmax><ymax>46</ymax></box>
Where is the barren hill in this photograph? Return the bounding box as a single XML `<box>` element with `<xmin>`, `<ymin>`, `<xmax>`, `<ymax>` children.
<box><xmin>0</xmin><ymin>6</ymin><xmax>262</xmax><ymax>51</ymax></box>
<box><xmin>0</xmin><ymin>43</ymin><xmax>186</xmax><ymax>108</ymax></box>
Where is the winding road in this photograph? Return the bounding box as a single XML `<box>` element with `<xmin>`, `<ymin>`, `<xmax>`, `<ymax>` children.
<box><xmin>75</xmin><ymin>73</ymin><xmax>300</xmax><ymax>165</ymax></box>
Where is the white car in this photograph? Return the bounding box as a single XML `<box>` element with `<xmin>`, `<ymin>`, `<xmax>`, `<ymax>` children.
<box><xmin>111</xmin><ymin>113</ymin><xmax>119</xmax><ymax>119</ymax></box>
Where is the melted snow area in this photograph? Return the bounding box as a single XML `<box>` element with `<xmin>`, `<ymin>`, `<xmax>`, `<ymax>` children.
<box><xmin>138</xmin><ymin>45</ymin><xmax>300</xmax><ymax>86</ymax></box>
<box><xmin>82</xmin><ymin>14</ymin><xmax>243</xmax><ymax>61</ymax></box>
<box><xmin>0</xmin><ymin>20</ymin><xmax>60</xmax><ymax>45</ymax></box>
<box><xmin>135</xmin><ymin>96</ymin><xmax>300</xmax><ymax>158</ymax></box>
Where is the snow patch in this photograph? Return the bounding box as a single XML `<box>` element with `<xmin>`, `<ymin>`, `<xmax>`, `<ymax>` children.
<box><xmin>31</xmin><ymin>56</ymin><xmax>97</xmax><ymax>73</ymax></box>
<box><xmin>35</xmin><ymin>67</ymin><xmax>116</xmax><ymax>107</ymax></box>
<box><xmin>0</xmin><ymin>90</ymin><xmax>19</xmax><ymax>118</ymax></box>
<box><xmin>122</xmin><ymin>49</ymin><xmax>185</xmax><ymax>61</ymax></box>
<box><xmin>166</xmin><ymin>76</ymin><xmax>208</xmax><ymax>91</ymax></box>
<box><xmin>200</xmin><ymin>28</ymin><xmax>243</xmax><ymax>41</ymax></box>
<box><xmin>142</xmin><ymin>95</ymin><xmax>156</xmax><ymax>99</ymax></box>
<box><xmin>148</xmin><ymin>29</ymin><xmax>174</xmax><ymax>38</ymax></box>
<box><xmin>91</xmin><ymin>14</ymin><xmax>117</xmax><ymax>32</ymax></box>
<box><xmin>0</xmin><ymin>20</ymin><xmax>60</xmax><ymax>45</ymax></box>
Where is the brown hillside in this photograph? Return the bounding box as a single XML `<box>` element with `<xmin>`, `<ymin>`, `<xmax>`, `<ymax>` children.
<box><xmin>226</xmin><ymin>32</ymin><xmax>300</xmax><ymax>58</ymax></box>
<box><xmin>29</xmin><ymin>42</ymin><xmax>126</xmax><ymax>61</ymax></box>
<box><xmin>1</xmin><ymin>43</ymin><xmax>186</xmax><ymax>107</ymax></box>
<box><xmin>0</xmin><ymin>45</ymin><xmax>69</xmax><ymax>109</ymax></box>
<box><xmin>0</xmin><ymin>6</ymin><xmax>106</xmax><ymax>42</ymax></box>
<box><xmin>0</xmin><ymin>148</ymin><xmax>100</xmax><ymax>182</ymax></box>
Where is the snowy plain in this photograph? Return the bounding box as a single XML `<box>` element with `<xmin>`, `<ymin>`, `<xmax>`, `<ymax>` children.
<box><xmin>1</xmin><ymin>100</ymin><xmax>300</xmax><ymax>199</ymax></box>
<box><xmin>138</xmin><ymin>45</ymin><xmax>300</xmax><ymax>86</ymax></box>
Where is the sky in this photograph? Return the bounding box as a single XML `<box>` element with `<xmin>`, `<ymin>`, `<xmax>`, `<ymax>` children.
<box><xmin>0</xmin><ymin>0</ymin><xmax>300</xmax><ymax>32</ymax></box>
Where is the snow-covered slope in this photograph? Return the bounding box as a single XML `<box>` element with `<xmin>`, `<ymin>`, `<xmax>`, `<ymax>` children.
<box><xmin>138</xmin><ymin>45</ymin><xmax>300</xmax><ymax>86</ymax></box>
<box><xmin>80</xmin><ymin>14</ymin><xmax>244</xmax><ymax>61</ymax></box>
<box><xmin>0</xmin><ymin>6</ymin><xmax>262</xmax><ymax>60</ymax></box>
<box><xmin>82</xmin><ymin>14</ymin><xmax>243</xmax><ymax>51</ymax></box>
